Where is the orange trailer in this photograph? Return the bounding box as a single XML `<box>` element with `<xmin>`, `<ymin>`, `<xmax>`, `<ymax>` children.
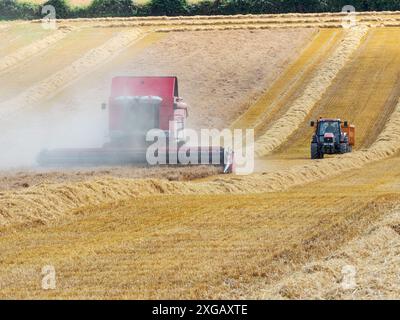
<box><xmin>341</xmin><ymin>122</ymin><xmax>355</xmax><ymax>146</ymax></box>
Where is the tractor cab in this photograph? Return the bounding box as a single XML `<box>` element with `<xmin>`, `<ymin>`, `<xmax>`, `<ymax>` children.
<box><xmin>317</xmin><ymin>120</ymin><xmax>341</xmax><ymax>140</ymax></box>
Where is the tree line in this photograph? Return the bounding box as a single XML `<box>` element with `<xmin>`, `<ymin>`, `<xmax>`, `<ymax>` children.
<box><xmin>2</xmin><ymin>0</ymin><xmax>400</xmax><ymax>20</ymax></box>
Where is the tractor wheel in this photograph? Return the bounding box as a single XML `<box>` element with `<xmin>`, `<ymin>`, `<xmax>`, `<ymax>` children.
<box><xmin>311</xmin><ymin>143</ymin><xmax>320</xmax><ymax>159</ymax></box>
<box><xmin>348</xmin><ymin>145</ymin><xmax>353</xmax><ymax>153</ymax></box>
<box><xmin>340</xmin><ymin>143</ymin><xmax>348</xmax><ymax>154</ymax></box>
<box><xmin>339</xmin><ymin>143</ymin><xmax>346</xmax><ymax>154</ymax></box>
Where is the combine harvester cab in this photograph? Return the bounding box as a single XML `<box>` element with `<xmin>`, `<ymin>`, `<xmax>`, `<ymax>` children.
<box><xmin>310</xmin><ymin>118</ymin><xmax>355</xmax><ymax>159</ymax></box>
<box><xmin>38</xmin><ymin>76</ymin><xmax>233</xmax><ymax>173</ymax></box>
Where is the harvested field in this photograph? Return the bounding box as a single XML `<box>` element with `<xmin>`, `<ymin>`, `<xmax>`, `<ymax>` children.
<box><xmin>0</xmin><ymin>27</ymin><xmax>123</xmax><ymax>103</ymax></box>
<box><xmin>261</xmin><ymin>206</ymin><xmax>400</xmax><ymax>299</ymax></box>
<box><xmin>0</xmin><ymin>23</ymin><xmax>55</xmax><ymax>58</ymax></box>
<box><xmin>1</xmin><ymin>154</ymin><xmax>399</xmax><ymax>298</ymax></box>
<box><xmin>1</xmin><ymin>13</ymin><xmax>400</xmax><ymax>300</ymax></box>
<box><xmin>0</xmin><ymin>27</ymin><xmax>72</xmax><ymax>74</ymax></box>
<box><xmin>231</xmin><ymin>28</ymin><xmax>344</xmax><ymax>134</ymax></box>
<box><xmin>0</xmin><ymin>28</ymin><xmax>144</xmax><ymax>118</ymax></box>
<box><xmin>0</xmin><ymin>165</ymin><xmax>222</xmax><ymax>192</ymax></box>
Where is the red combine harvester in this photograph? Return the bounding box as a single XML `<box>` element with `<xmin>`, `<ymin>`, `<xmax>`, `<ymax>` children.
<box><xmin>38</xmin><ymin>76</ymin><xmax>233</xmax><ymax>173</ymax></box>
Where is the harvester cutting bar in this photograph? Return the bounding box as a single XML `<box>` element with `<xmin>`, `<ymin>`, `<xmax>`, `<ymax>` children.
<box><xmin>37</xmin><ymin>147</ymin><xmax>227</xmax><ymax>167</ymax></box>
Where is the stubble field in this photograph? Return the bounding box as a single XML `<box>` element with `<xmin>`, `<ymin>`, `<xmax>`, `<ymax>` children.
<box><xmin>1</xmin><ymin>12</ymin><xmax>400</xmax><ymax>299</ymax></box>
